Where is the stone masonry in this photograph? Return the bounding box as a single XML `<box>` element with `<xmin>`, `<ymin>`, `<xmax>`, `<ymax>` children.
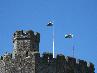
<box><xmin>0</xmin><ymin>30</ymin><xmax>95</xmax><ymax>73</ymax></box>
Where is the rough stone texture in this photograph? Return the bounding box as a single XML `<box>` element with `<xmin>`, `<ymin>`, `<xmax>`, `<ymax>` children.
<box><xmin>0</xmin><ymin>30</ymin><xmax>95</xmax><ymax>73</ymax></box>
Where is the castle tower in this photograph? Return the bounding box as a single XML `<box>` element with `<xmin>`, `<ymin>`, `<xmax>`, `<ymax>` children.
<box><xmin>13</xmin><ymin>30</ymin><xmax>40</xmax><ymax>59</ymax></box>
<box><xmin>12</xmin><ymin>30</ymin><xmax>40</xmax><ymax>73</ymax></box>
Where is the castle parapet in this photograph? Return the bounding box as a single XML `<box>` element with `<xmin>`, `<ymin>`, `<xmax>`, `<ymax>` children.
<box><xmin>88</xmin><ymin>63</ymin><xmax>95</xmax><ymax>73</ymax></box>
<box><xmin>42</xmin><ymin>52</ymin><xmax>53</xmax><ymax>63</ymax></box>
<box><xmin>13</xmin><ymin>30</ymin><xmax>40</xmax><ymax>43</ymax></box>
<box><xmin>66</xmin><ymin>56</ymin><xmax>76</xmax><ymax>64</ymax></box>
<box><xmin>3</xmin><ymin>53</ymin><xmax>12</xmax><ymax>61</ymax></box>
<box><xmin>78</xmin><ymin>60</ymin><xmax>87</xmax><ymax>67</ymax></box>
<box><xmin>56</xmin><ymin>54</ymin><xmax>65</xmax><ymax>61</ymax></box>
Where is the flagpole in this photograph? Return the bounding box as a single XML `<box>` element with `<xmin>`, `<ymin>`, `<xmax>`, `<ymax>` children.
<box><xmin>47</xmin><ymin>21</ymin><xmax>55</xmax><ymax>58</ymax></box>
<box><xmin>53</xmin><ymin>24</ymin><xmax>55</xmax><ymax>58</ymax></box>
<box><xmin>65</xmin><ymin>34</ymin><xmax>74</xmax><ymax>57</ymax></box>
<box><xmin>73</xmin><ymin>44</ymin><xmax>75</xmax><ymax>57</ymax></box>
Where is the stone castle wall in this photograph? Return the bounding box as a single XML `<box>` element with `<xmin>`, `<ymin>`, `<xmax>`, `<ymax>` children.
<box><xmin>0</xmin><ymin>53</ymin><xmax>95</xmax><ymax>73</ymax></box>
<box><xmin>38</xmin><ymin>53</ymin><xmax>95</xmax><ymax>73</ymax></box>
<box><xmin>0</xmin><ymin>30</ymin><xmax>95</xmax><ymax>73</ymax></box>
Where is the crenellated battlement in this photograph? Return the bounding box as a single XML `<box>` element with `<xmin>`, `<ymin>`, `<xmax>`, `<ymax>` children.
<box><xmin>0</xmin><ymin>53</ymin><xmax>12</xmax><ymax>61</ymax></box>
<box><xmin>0</xmin><ymin>30</ymin><xmax>95</xmax><ymax>73</ymax></box>
<box><xmin>42</xmin><ymin>52</ymin><xmax>53</xmax><ymax>59</ymax></box>
<box><xmin>40</xmin><ymin>52</ymin><xmax>95</xmax><ymax>72</ymax></box>
<box><xmin>13</xmin><ymin>30</ymin><xmax>40</xmax><ymax>43</ymax></box>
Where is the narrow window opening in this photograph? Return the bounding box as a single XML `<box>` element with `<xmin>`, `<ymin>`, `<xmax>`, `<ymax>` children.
<box><xmin>26</xmin><ymin>51</ymin><xmax>28</xmax><ymax>57</ymax></box>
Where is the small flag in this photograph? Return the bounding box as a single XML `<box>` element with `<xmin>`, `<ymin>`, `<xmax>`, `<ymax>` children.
<box><xmin>65</xmin><ymin>34</ymin><xmax>73</xmax><ymax>38</ymax></box>
<box><xmin>47</xmin><ymin>21</ymin><xmax>53</xmax><ymax>26</ymax></box>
